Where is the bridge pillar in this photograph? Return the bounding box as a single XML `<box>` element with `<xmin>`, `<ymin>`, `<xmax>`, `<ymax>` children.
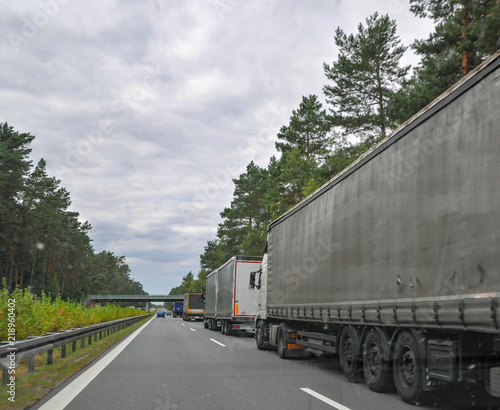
<box><xmin>146</xmin><ymin>301</ymin><xmax>150</xmax><ymax>312</ymax></box>
<box><xmin>85</xmin><ymin>298</ymin><xmax>96</xmax><ymax>308</ymax></box>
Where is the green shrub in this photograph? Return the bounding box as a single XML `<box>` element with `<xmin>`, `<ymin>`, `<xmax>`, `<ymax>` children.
<box><xmin>0</xmin><ymin>283</ymin><xmax>143</xmax><ymax>340</ymax></box>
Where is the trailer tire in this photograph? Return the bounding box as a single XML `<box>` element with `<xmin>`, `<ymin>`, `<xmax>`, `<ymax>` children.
<box><xmin>393</xmin><ymin>331</ymin><xmax>424</xmax><ymax>404</ymax></box>
<box><xmin>225</xmin><ymin>321</ymin><xmax>233</xmax><ymax>335</ymax></box>
<box><xmin>339</xmin><ymin>326</ymin><xmax>361</xmax><ymax>381</ymax></box>
<box><xmin>221</xmin><ymin>320</ymin><xmax>227</xmax><ymax>335</ymax></box>
<box><xmin>256</xmin><ymin>321</ymin><xmax>268</xmax><ymax>350</ymax></box>
<box><xmin>277</xmin><ymin>328</ymin><xmax>287</xmax><ymax>359</ymax></box>
<box><xmin>363</xmin><ymin>329</ymin><xmax>394</xmax><ymax>392</ymax></box>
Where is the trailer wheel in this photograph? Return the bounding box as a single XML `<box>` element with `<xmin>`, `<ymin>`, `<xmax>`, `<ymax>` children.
<box><xmin>204</xmin><ymin>318</ymin><xmax>209</xmax><ymax>329</ymax></box>
<box><xmin>339</xmin><ymin>326</ymin><xmax>361</xmax><ymax>380</ymax></box>
<box><xmin>256</xmin><ymin>321</ymin><xmax>268</xmax><ymax>350</ymax></box>
<box><xmin>221</xmin><ymin>320</ymin><xmax>227</xmax><ymax>335</ymax></box>
<box><xmin>363</xmin><ymin>329</ymin><xmax>394</xmax><ymax>392</ymax></box>
<box><xmin>393</xmin><ymin>331</ymin><xmax>424</xmax><ymax>404</ymax></box>
<box><xmin>277</xmin><ymin>328</ymin><xmax>287</xmax><ymax>359</ymax></box>
<box><xmin>225</xmin><ymin>321</ymin><xmax>233</xmax><ymax>335</ymax></box>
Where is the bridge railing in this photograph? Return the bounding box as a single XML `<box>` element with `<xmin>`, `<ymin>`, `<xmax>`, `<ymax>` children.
<box><xmin>86</xmin><ymin>294</ymin><xmax>183</xmax><ymax>300</ymax></box>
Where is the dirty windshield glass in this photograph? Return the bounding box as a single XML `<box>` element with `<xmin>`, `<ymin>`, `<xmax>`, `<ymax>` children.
<box><xmin>1</xmin><ymin>1</ymin><xmax>500</xmax><ymax>409</ymax></box>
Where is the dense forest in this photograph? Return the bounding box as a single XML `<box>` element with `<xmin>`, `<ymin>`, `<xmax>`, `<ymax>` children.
<box><xmin>170</xmin><ymin>1</ymin><xmax>500</xmax><ymax>295</ymax></box>
<box><xmin>0</xmin><ymin>123</ymin><xmax>146</xmax><ymax>300</ymax></box>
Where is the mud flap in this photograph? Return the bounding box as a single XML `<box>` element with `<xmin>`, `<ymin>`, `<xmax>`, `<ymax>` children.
<box><xmin>490</xmin><ymin>367</ymin><xmax>500</xmax><ymax>397</ymax></box>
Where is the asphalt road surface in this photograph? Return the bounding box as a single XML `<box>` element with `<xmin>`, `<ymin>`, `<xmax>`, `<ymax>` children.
<box><xmin>31</xmin><ymin>316</ymin><xmax>499</xmax><ymax>410</ymax></box>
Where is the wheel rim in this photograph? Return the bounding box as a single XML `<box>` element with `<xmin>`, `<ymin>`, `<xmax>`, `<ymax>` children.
<box><xmin>367</xmin><ymin>341</ymin><xmax>381</xmax><ymax>378</ymax></box>
<box><xmin>399</xmin><ymin>345</ymin><xmax>416</xmax><ymax>388</ymax></box>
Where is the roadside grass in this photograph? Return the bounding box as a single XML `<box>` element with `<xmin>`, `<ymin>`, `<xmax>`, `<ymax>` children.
<box><xmin>0</xmin><ymin>315</ymin><xmax>151</xmax><ymax>410</ymax></box>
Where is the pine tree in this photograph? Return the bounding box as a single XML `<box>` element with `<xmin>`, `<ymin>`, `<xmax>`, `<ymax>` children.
<box><xmin>200</xmin><ymin>240</ymin><xmax>220</xmax><ymax>272</ymax></box>
<box><xmin>411</xmin><ymin>0</ymin><xmax>500</xmax><ymax>75</ymax></box>
<box><xmin>391</xmin><ymin>0</ymin><xmax>500</xmax><ymax>124</ymax></box>
<box><xmin>275</xmin><ymin>95</ymin><xmax>332</xmax><ymax>207</ymax></box>
<box><xmin>276</xmin><ymin>95</ymin><xmax>331</xmax><ymax>161</ymax></box>
<box><xmin>0</xmin><ymin>123</ymin><xmax>35</xmax><ymax>288</ymax></box>
<box><xmin>323</xmin><ymin>13</ymin><xmax>410</xmax><ymax>141</ymax></box>
<box><xmin>216</xmin><ymin>161</ymin><xmax>270</xmax><ymax>260</ymax></box>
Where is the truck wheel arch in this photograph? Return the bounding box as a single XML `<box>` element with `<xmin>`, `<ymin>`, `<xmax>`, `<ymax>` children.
<box><xmin>361</xmin><ymin>326</ymin><xmax>391</xmax><ymax>362</ymax></box>
<box><xmin>338</xmin><ymin>325</ymin><xmax>362</xmax><ymax>356</ymax></box>
<box><xmin>389</xmin><ymin>328</ymin><xmax>427</xmax><ymax>363</ymax></box>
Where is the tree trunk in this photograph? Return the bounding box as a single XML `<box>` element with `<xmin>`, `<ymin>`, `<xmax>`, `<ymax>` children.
<box><xmin>8</xmin><ymin>248</ymin><xmax>16</xmax><ymax>290</ymax></box>
<box><xmin>30</xmin><ymin>244</ymin><xmax>38</xmax><ymax>287</ymax></box>
<box><xmin>461</xmin><ymin>6</ymin><xmax>469</xmax><ymax>76</ymax></box>
<box><xmin>376</xmin><ymin>60</ymin><xmax>386</xmax><ymax>139</ymax></box>
<box><xmin>72</xmin><ymin>265</ymin><xmax>79</xmax><ymax>295</ymax></box>
<box><xmin>61</xmin><ymin>266</ymin><xmax>67</xmax><ymax>298</ymax></box>
<box><xmin>45</xmin><ymin>247</ymin><xmax>52</xmax><ymax>286</ymax></box>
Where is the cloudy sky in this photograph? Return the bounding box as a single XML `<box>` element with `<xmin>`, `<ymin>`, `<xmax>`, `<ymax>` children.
<box><xmin>1</xmin><ymin>1</ymin><xmax>434</xmax><ymax>295</ymax></box>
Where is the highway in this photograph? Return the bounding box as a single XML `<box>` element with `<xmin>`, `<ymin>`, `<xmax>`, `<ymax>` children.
<box><xmin>32</xmin><ymin>316</ymin><xmax>498</xmax><ymax>410</ymax></box>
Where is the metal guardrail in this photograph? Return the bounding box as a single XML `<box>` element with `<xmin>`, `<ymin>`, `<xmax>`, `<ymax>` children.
<box><xmin>0</xmin><ymin>313</ymin><xmax>152</xmax><ymax>384</ymax></box>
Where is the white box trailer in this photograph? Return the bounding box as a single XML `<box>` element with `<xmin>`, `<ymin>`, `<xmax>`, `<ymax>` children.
<box><xmin>204</xmin><ymin>256</ymin><xmax>262</xmax><ymax>334</ymax></box>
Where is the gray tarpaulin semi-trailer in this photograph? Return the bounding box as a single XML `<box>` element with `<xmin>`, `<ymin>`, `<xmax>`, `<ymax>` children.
<box><xmin>204</xmin><ymin>256</ymin><xmax>261</xmax><ymax>334</ymax></box>
<box><xmin>250</xmin><ymin>51</ymin><xmax>500</xmax><ymax>404</ymax></box>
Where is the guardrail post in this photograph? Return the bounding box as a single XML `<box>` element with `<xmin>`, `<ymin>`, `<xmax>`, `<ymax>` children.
<box><xmin>88</xmin><ymin>335</ymin><xmax>92</xmax><ymax>345</ymax></box>
<box><xmin>72</xmin><ymin>340</ymin><xmax>77</xmax><ymax>352</ymax></box>
<box><xmin>61</xmin><ymin>344</ymin><xmax>67</xmax><ymax>358</ymax></box>
<box><xmin>29</xmin><ymin>356</ymin><xmax>35</xmax><ymax>373</ymax></box>
<box><xmin>47</xmin><ymin>349</ymin><xmax>53</xmax><ymax>365</ymax></box>
<box><xmin>94</xmin><ymin>332</ymin><xmax>97</xmax><ymax>342</ymax></box>
<box><xmin>81</xmin><ymin>337</ymin><xmax>85</xmax><ymax>348</ymax></box>
<box><xmin>2</xmin><ymin>366</ymin><xmax>7</xmax><ymax>384</ymax></box>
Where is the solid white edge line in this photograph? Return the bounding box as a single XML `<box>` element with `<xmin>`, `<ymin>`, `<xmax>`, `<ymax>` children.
<box><xmin>300</xmin><ymin>388</ymin><xmax>352</xmax><ymax>410</ymax></box>
<box><xmin>190</xmin><ymin>328</ymin><xmax>196</xmax><ymax>332</ymax></box>
<box><xmin>209</xmin><ymin>338</ymin><xmax>226</xmax><ymax>347</ymax></box>
<box><xmin>37</xmin><ymin>316</ymin><xmax>155</xmax><ymax>410</ymax></box>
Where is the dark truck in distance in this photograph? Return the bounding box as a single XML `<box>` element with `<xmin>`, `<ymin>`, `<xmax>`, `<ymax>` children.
<box><xmin>251</xmin><ymin>51</ymin><xmax>500</xmax><ymax>404</ymax></box>
<box><xmin>172</xmin><ymin>301</ymin><xmax>183</xmax><ymax>318</ymax></box>
<box><xmin>182</xmin><ymin>293</ymin><xmax>204</xmax><ymax>321</ymax></box>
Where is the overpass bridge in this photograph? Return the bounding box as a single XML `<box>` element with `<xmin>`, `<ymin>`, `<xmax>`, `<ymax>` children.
<box><xmin>85</xmin><ymin>294</ymin><xmax>184</xmax><ymax>311</ymax></box>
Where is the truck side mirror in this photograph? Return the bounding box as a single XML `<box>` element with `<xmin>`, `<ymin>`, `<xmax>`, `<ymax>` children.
<box><xmin>249</xmin><ymin>271</ymin><xmax>256</xmax><ymax>289</ymax></box>
<box><xmin>249</xmin><ymin>268</ymin><xmax>262</xmax><ymax>290</ymax></box>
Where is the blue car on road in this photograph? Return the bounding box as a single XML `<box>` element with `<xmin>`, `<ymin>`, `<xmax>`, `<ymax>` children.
<box><xmin>157</xmin><ymin>310</ymin><xmax>166</xmax><ymax>318</ymax></box>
